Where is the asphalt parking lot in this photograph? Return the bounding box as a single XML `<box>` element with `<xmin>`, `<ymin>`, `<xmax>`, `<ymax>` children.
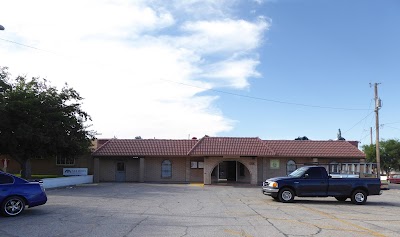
<box><xmin>1</xmin><ymin>183</ymin><xmax>400</xmax><ymax>237</ymax></box>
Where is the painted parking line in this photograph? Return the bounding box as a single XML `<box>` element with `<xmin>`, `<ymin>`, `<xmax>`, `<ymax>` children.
<box><xmin>224</xmin><ymin>229</ymin><xmax>253</xmax><ymax>237</ymax></box>
<box><xmin>189</xmin><ymin>183</ymin><xmax>204</xmax><ymax>187</ymax></box>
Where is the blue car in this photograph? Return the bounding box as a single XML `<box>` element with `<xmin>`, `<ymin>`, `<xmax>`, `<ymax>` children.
<box><xmin>0</xmin><ymin>171</ymin><xmax>47</xmax><ymax>217</ymax></box>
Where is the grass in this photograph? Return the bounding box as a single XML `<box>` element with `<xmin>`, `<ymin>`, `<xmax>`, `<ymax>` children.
<box><xmin>13</xmin><ymin>174</ymin><xmax>61</xmax><ymax>179</ymax></box>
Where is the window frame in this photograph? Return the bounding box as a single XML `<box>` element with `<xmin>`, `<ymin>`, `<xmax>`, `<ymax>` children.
<box><xmin>286</xmin><ymin>160</ymin><xmax>297</xmax><ymax>176</ymax></box>
<box><xmin>190</xmin><ymin>161</ymin><xmax>204</xmax><ymax>169</ymax></box>
<box><xmin>161</xmin><ymin>160</ymin><xmax>172</xmax><ymax>178</ymax></box>
<box><xmin>56</xmin><ymin>156</ymin><xmax>75</xmax><ymax>166</ymax></box>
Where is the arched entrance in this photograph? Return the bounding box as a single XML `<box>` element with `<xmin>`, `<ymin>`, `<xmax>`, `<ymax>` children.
<box><xmin>210</xmin><ymin>161</ymin><xmax>251</xmax><ymax>184</ymax></box>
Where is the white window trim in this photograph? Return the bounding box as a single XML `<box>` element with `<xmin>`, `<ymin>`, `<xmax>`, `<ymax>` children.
<box><xmin>56</xmin><ymin>156</ymin><xmax>75</xmax><ymax>166</ymax></box>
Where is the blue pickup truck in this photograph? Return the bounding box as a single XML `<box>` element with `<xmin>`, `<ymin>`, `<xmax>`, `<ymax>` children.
<box><xmin>262</xmin><ymin>166</ymin><xmax>382</xmax><ymax>204</ymax></box>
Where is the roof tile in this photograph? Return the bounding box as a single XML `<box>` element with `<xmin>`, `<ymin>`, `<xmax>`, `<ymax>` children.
<box><xmin>264</xmin><ymin>140</ymin><xmax>365</xmax><ymax>158</ymax></box>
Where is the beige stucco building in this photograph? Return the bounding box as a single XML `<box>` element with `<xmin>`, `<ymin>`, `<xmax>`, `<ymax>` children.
<box><xmin>92</xmin><ymin>136</ymin><xmax>367</xmax><ymax>185</ymax></box>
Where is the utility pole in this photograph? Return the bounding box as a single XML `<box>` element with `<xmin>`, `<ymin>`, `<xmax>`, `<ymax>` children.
<box><xmin>372</xmin><ymin>83</ymin><xmax>382</xmax><ymax>177</ymax></box>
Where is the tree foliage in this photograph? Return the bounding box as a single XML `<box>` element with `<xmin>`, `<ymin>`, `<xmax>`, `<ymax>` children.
<box><xmin>295</xmin><ymin>136</ymin><xmax>309</xmax><ymax>140</ymax></box>
<box><xmin>362</xmin><ymin>139</ymin><xmax>400</xmax><ymax>174</ymax></box>
<box><xmin>0</xmin><ymin>67</ymin><xmax>95</xmax><ymax>178</ymax></box>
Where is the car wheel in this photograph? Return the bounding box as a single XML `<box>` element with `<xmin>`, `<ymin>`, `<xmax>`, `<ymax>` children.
<box><xmin>1</xmin><ymin>196</ymin><xmax>25</xmax><ymax>217</ymax></box>
<box><xmin>278</xmin><ymin>188</ymin><xmax>294</xmax><ymax>203</ymax></box>
<box><xmin>351</xmin><ymin>190</ymin><xmax>367</xmax><ymax>205</ymax></box>
<box><xmin>335</xmin><ymin>197</ymin><xmax>347</xmax><ymax>202</ymax></box>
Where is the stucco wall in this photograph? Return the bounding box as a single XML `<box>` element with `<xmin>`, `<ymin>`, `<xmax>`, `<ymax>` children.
<box><xmin>262</xmin><ymin>157</ymin><xmax>365</xmax><ymax>181</ymax></box>
<box><xmin>189</xmin><ymin>158</ymin><xmax>204</xmax><ymax>182</ymax></box>
<box><xmin>144</xmin><ymin>157</ymin><xmax>187</xmax><ymax>183</ymax></box>
<box><xmin>99</xmin><ymin>157</ymin><xmax>139</xmax><ymax>182</ymax></box>
<box><xmin>99</xmin><ymin>158</ymin><xmax>115</xmax><ymax>182</ymax></box>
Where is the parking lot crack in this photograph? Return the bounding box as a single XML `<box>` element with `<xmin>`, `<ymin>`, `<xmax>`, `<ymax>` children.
<box><xmin>123</xmin><ymin>217</ymin><xmax>148</xmax><ymax>237</ymax></box>
<box><xmin>239</xmin><ymin>198</ymin><xmax>288</xmax><ymax>237</ymax></box>
<box><xmin>179</xmin><ymin>226</ymin><xmax>189</xmax><ymax>237</ymax></box>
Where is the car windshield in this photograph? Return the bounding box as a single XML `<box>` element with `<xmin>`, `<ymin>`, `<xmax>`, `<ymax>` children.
<box><xmin>288</xmin><ymin>167</ymin><xmax>308</xmax><ymax>178</ymax></box>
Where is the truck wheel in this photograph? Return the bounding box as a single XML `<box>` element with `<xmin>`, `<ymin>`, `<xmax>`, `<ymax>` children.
<box><xmin>335</xmin><ymin>197</ymin><xmax>347</xmax><ymax>202</ymax></box>
<box><xmin>278</xmin><ymin>188</ymin><xmax>294</xmax><ymax>203</ymax></box>
<box><xmin>351</xmin><ymin>190</ymin><xmax>367</xmax><ymax>205</ymax></box>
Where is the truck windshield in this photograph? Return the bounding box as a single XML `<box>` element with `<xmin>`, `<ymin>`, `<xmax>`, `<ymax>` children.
<box><xmin>288</xmin><ymin>167</ymin><xmax>308</xmax><ymax>178</ymax></box>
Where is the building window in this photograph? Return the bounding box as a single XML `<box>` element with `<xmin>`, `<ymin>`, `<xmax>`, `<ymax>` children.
<box><xmin>191</xmin><ymin>161</ymin><xmax>204</xmax><ymax>169</ymax></box>
<box><xmin>161</xmin><ymin>160</ymin><xmax>172</xmax><ymax>178</ymax></box>
<box><xmin>117</xmin><ymin>162</ymin><xmax>125</xmax><ymax>172</ymax></box>
<box><xmin>56</xmin><ymin>156</ymin><xmax>75</xmax><ymax>166</ymax></box>
<box><xmin>286</xmin><ymin>160</ymin><xmax>297</xmax><ymax>175</ymax></box>
<box><xmin>330</xmin><ymin>161</ymin><xmax>339</xmax><ymax>174</ymax></box>
<box><xmin>191</xmin><ymin>161</ymin><xmax>198</xmax><ymax>168</ymax></box>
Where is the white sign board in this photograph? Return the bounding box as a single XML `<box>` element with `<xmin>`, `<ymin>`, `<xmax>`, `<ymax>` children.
<box><xmin>63</xmin><ymin>168</ymin><xmax>88</xmax><ymax>176</ymax></box>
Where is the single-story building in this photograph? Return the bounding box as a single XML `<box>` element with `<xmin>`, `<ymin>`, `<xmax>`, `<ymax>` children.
<box><xmin>92</xmin><ymin>136</ymin><xmax>367</xmax><ymax>185</ymax></box>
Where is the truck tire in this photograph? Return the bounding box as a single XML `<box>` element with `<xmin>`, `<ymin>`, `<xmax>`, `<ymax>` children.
<box><xmin>335</xmin><ymin>197</ymin><xmax>347</xmax><ymax>202</ymax></box>
<box><xmin>278</xmin><ymin>188</ymin><xmax>294</xmax><ymax>203</ymax></box>
<box><xmin>351</xmin><ymin>189</ymin><xmax>367</xmax><ymax>205</ymax></box>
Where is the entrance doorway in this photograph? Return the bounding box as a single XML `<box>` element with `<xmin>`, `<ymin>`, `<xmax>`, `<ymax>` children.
<box><xmin>115</xmin><ymin>161</ymin><xmax>126</xmax><ymax>182</ymax></box>
<box><xmin>210</xmin><ymin>161</ymin><xmax>251</xmax><ymax>184</ymax></box>
<box><xmin>218</xmin><ymin>161</ymin><xmax>237</xmax><ymax>181</ymax></box>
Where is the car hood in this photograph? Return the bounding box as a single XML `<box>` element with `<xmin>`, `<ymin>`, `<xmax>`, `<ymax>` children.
<box><xmin>266</xmin><ymin>176</ymin><xmax>294</xmax><ymax>182</ymax></box>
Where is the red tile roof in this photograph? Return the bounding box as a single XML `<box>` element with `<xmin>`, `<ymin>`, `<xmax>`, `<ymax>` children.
<box><xmin>92</xmin><ymin>137</ymin><xmax>365</xmax><ymax>158</ymax></box>
<box><xmin>264</xmin><ymin>140</ymin><xmax>365</xmax><ymax>158</ymax></box>
<box><xmin>92</xmin><ymin>139</ymin><xmax>197</xmax><ymax>156</ymax></box>
<box><xmin>188</xmin><ymin>137</ymin><xmax>275</xmax><ymax>156</ymax></box>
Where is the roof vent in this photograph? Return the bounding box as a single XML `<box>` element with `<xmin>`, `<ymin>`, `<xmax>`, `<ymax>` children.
<box><xmin>192</xmin><ymin>137</ymin><xmax>197</xmax><ymax>140</ymax></box>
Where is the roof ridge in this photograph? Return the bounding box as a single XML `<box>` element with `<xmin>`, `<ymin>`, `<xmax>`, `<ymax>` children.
<box><xmin>92</xmin><ymin>138</ymin><xmax>115</xmax><ymax>155</ymax></box>
<box><xmin>187</xmin><ymin>136</ymin><xmax>206</xmax><ymax>155</ymax></box>
<box><xmin>256</xmin><ymin>137</ymin><xmax>276</xmax><ymax>156</ymax></box>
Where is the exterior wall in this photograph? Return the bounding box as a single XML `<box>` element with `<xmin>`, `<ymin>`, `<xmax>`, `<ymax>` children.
<box><xmin>1</xmin><ymin>155</ymin><xmax>19</xmax><ymax>173</ymax></box>
<box><xmin>237</xmin><ymin>164</ymin><xmax>251</xmax><ymax>183</ymax></box>
<box><xmin>94</xmin><ymin>155</ymin><xmax>366</xmax><ymax>184</ymax></box>
<box><xmin>1</xmin><ymin>155</ymin><xmax>93</xmax><ymax>176</ymax></box>
<box><xmin>126</xmin><ymin>158</ymin><xmax>140</xmax><ymax>181</ymax></box>
<box><xmin>257</xmin><ymin>157</ymin><xmax>264</xmax><ymax>185</ymax></box>
<box><xmin>262</xmin><ymin>157</ymin><xmax>366</xmax><ymax>181</ymax></box>
<box><xmin>144</xmin><ymin>157</ymin><xmax>187</xmax><ymax>183</ymax></box>
<box><xmin>189</xmin><ymin>158</ymin><xmax>204</xmax><ymax>182</ymax></box>
<box><xmin>98</xmin><ymin>157</ymin><xmax>140</xmax><ymax>182</ymax></box>
<box><xmin>99</xmin><ymin>158</ymin><xmax>116</xmax><ymax>182</ymax></box>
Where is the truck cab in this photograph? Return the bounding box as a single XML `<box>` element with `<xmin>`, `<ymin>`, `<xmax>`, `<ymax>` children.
<box><xmin>262</xmin><ymin>166</ymin><xmax>381</xmax><ymax>204</ymax></box>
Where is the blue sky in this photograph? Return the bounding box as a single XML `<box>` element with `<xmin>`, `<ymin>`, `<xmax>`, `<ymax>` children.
<box><xmin>0</xmin><ymin>0</ymin><xmax>399</xmax><ymax>148</ymax></box>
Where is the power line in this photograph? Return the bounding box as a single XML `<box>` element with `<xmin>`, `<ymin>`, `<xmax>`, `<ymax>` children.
<box><xmin>161</xmin><ymin>79</ymin><xmax>372</xmax><ymax>111</ymax></box>
<box><xmin>383</xmin><ymin>125</ymin><xmax>400</xmax><ymax>131</ymax></box>
<box><xmin>383</xmin><ymin>121</ymin><xmax>400</xmax><ymax>125</ymax></box>
<box><xmin>0</xmin><ymin>37</ymin><xmax>57</xmax><ymax>54</ymax></box>
<box><xmin>0</xmin><ymin>37</ymin><xmax>377</xmax><ymax>112</ymax></box>
<box><xmin>343</xmin><ymin>111</ymin><xmax>374</xmax><ymax>134</ymax></box>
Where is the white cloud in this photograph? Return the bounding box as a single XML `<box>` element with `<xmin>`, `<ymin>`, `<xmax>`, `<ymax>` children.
<box><xmin>0</xmin><ymin>0</ymin><xmax>268</xmax><ymax>139</ymax></box>
<box><xmin>202</xmin><ymin>59</ymin><xmax>261</xmax><ymax>89</ymax></box>
<box><xmin>179</xmin><ymin>18</ymin><xmax>269</xmax><ymax>54</ymax></box>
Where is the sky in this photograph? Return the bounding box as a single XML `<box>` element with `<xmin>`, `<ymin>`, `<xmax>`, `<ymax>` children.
<box><xmin>0</xmin><ymin>0</ymin><xmax>399</xmax><ymax>148</ymax></box>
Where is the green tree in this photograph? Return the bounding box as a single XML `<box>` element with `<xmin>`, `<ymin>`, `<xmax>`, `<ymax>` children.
<box><xmin>0</xmin><ymin>67</ymin><xmax>95</xmax><ymax>179</ymax></box>
<box><xmin>362</xmin><ymin>139</ymin><xmax>400</xmax><ymax>174</ymax></box>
